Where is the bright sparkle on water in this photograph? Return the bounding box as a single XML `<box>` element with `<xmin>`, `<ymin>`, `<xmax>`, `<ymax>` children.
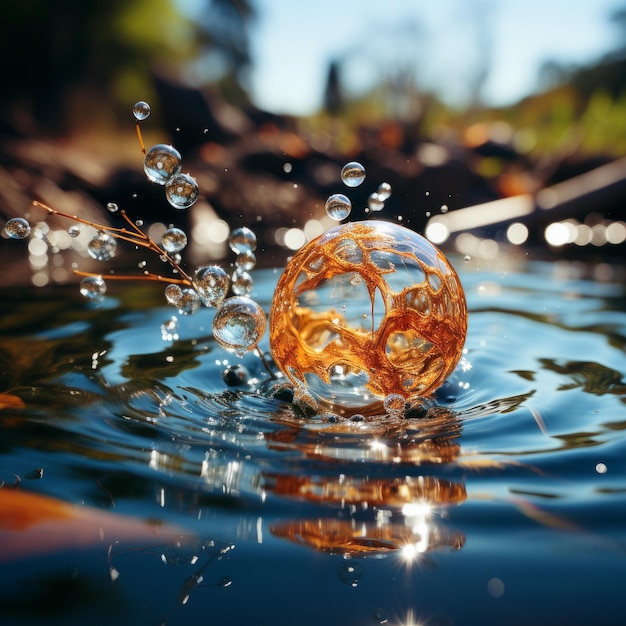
<box><xmin>340</xmin><ymin>161</ymin><xmax>366</xmax><ymax>187</ymax></box>
<box><xmin>212</xmin><ymin>296</ymin><xmax>266</xmax><ymax>355</ymax></box>
<box><xmin>2</xmin><ymin>217</ymin><xmax>31</xmax><ymax>239</ymax></box>
<box><xmin>161</xmin><ymin>227</ymin><xmax>188</xmax><ymax>253</ymax></box>
<box><xmin>165</xmin><ymin>173</ymin><xmax>199</xmax><ymax>209</ymax></box>
<box><xmin>193</xmin><ymin>266</ymin><xmax>230</xmax><ymax>307</ymax></box>
<box><xmin>144</xmin><ymin>144</ymin><xmax>182</xmax><ymax>185</ymax></box>
<box><xmin>79</xmin><ymin>275</ymin><xmax>107</xmax><ymax>300</ymax></box>
<box><xmin>325</xmin><ymin>193</ymin><xmax>352</xmax><ymax>221</ymax></box>
<box><xmin>132</xmin><ymin>101</ymin><xmax>151</xmax><ymax>121</ymax></box>
<box><xmin>88</xmin><ymin>231</ymin><xmax>117</xmax><ymax>261</ymax></box>
<box><xmin>229</xmin><ymin>227</ymin><xmax>257</xmax><ymax>254</ymax></box>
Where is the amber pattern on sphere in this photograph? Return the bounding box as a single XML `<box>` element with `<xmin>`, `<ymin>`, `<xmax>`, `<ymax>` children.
<box><xmin>269</xmin><ymin>221</ymin><xmax>467</xmax><ymax>410</ymax></box>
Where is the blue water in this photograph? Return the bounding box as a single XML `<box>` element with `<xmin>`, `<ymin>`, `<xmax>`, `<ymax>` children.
<box><xmin>1</xmin><ymin>254</ymin><xmax>625</xmax><ymax>625</ymax></box>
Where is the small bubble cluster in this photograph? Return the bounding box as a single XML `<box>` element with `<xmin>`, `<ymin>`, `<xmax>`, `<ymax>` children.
<box><xmin>2</xmin><ymin>217</ymin><xmax>31</xmax><ymax>239</ymax></box>
<box><xmin>161</xmin><ymin>316</ymin><xmax>179</xmax><ymax>341</ymax></box>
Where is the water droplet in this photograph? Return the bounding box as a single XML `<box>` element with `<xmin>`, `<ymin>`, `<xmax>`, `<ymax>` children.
<box><xmin>377</xmin><ymin>182</ymin><xmax>392</xmax><ymax>200</ymax></box>
<box><xmin>441</xmin><ymin>204</ymin><xmax>449</xmax><ymax>213</ymax></box>
<box><xmin>464</xmin><ymin>255</ymin><xmax>471</xmax><ymax>263</ymax></box>
<box><xmin>229</xmin><ymin>227</ymin><xmax>257</xmax><ymax>254</ymax></box>
<box><xmin>368</xmin><ymin>192</ymin><xmax>385</xmax><ymax>212</ymax></box>
<box><xmin>222</xmin><ymin>363</ymin><xmax>251</xmax><ymax>386</ymax></box>
<box><xmin>106</xmin><ymin>202</ymin><xmax>119</xmax><ymax>213</ymax></box>
<box><xmin>79</xmin><ymin>276</ymin><xmax>106</xmax><ymax>300</ymax></box>
<box><xmin>193</xmin><ymin>265</ymin><xmax>230</xmax><ymax>307</ymax></box>
<box><xmin>338</xmin><ymin>561</ymin><xmax>364</xmax><ymax>587</ymax></box>
<box><xmin>372</xmin><ymin>608</ymin><xmax>389</xmax><ymax>624</ymax></box>
<box><xmin>283</xmin><ymin>162</ymin><xmax>292</xmax><ymax>173</ymax></box>
<box><xmin>177</xmin><ymin>288</ymin><xmax>201</xmax><ymax>315</ymax></box>
<box><xmin>161</xmin><ymin>227</ymin><xmax>188</xmax><ymax>253</ymax></box>
<box><xmin>2</xmin><ymin>217</ymin><xmax>31</xmax><ymax>239</ymax></box>
<box><xmin>161</xmin><ymin>316</ymin><xmax>179</xmax><ymax>341</ymax></box>
<box><xmin>350</xmin><ymin>413</ymin><xmax>364</xmax><ymax>422</ymax></box>
<box><xmin>165</xmin><ymin>173</ymin><xmax>199</xmax><ymax>209</ymax></box>
<box><xmin>68</xmin><ymin>225</ymin><xmax>81</xmax><ymax>238</ymax></box>
<box><xmin>132</xmin><ymin>101</ymin><xmax>151</xmax><ymax>121</ymax></box>
<box><xmin>218</xmin><ymin>576</ymin><xmax>232</xmax><ymax>588</ymax></box>
<box><xmin>88</xmin><ymin>231</ymin><xmax>117</xmax><ymax>261</ymax></box>
<box><xmin>341</xmin><ymin>161</ymin><xmax>366</xmax><ymax>187</ymax></box>
<box><xmin>231</xmin><ymin>269</ymin><xmax>253</xmax><ymax>296</ymax></box>
<box><xmin>325</xmin><ymin>193</ymin><xmax>351</xmax><ymax>221</ymax></box>
<box><xmin>212</xmin><ymin>296</ymin><xmax>266</xmax><ymax>354</ymax></box>
<box><xmin>164</xmin><ymin>283</ymin><xmax>183</xmax><ymax>306</ymax></box>
<box><xmin>144</xmin><ymin>144</ymin><xmax>182</xmax><ymax>185</ymax></box>
<box><xmin>383</xmin><ymin>393</ymin><xmax>406</xmax><ymax>417</ymax></box>
<box><xmin>235</xmin><ymin>250</ymin><xmax>256</xmax><ymax>271</ymax></box>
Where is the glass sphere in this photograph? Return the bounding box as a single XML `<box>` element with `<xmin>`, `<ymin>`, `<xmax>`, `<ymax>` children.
<box><xmin>269</xmin><ymin>220</ymin><xmax>467</xmax><ymax>411</ymax></box>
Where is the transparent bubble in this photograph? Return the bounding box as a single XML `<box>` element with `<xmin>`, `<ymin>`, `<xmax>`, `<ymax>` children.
<box><xmin>368</xmin><ymin>192</ymin><xmax>385</xmax><ymax>212</ymax></box>
<box><xmin>235</xmin><ymin>250</ymin><xmax>256</xmax><ymax>271</ymax></box>
<box><xmin>222</xmin><ymin>363</ymin><xmax>251</xmax><ymax>386</ymax></box>
<box><xmin>341</xmin><ymin>161</ymin><xmax>366</xmax><ymax>187</ymax></box>
<box><xmin>88</xmin><ymin>231</ymin><xmax>117</xmax><ymax>261</ymax></box>
<box><xmin>229</xmin><ymin>227</ymin><xmax>257</xmax><ymax>254</ymax></box>
<box><xmin>165</xmin><ymin>173</ymin><xmax>199</xmax><ymax>209</ymax></box>
<box><xmin>212</xmin><ymin>296</ymin><xmax>266</xmax><ymax>355</ymax></box>
<box><xmin>68</xmin><ymin>225</ymin><xmax>81</xmax><ymax>238</ymax></box>
<box><xmin>106</xmin><ymin>202</ymin><xmax>119</xmax><ymax>213</ymax></box>
<box><xmin>164</xmin><ymin>283</ymin><xmax>183</xmax><ymax>306</ymax></box>
<box><xmin>231</xmin><ymin>269</ymin><xmax>254</xmax><ymax>296</ymax></box>
<box><xmin>132</xmin><ymin>101</ymin><xmax>151</xmax><ymax>121</ymax></box>
<box><xmin>383</xmin><ymin>393</ymin><xmax>406</xmax><ymax>417</ymax></box>
<box><xmin>144</xmin><ymin>144</ymin><xmax>182</xmax><ymax>185</ymax></box>
<box><xmin>193</xmin><ymin>265</ymin><xmax>230</xmax><ymax>307</ymax></box>
<box><xmin>377</xmin><ymin>182</ymin><xmax>392</xmax><ymax>200</ymax></box>
<box><xmin>177</xmin><ymin>288</ymin><xmax>201</xmax><ymax>315</ymax></box>
<box><xmin>325</xmin><ymin>193</ymin><xmax>352</xmax><ymax>221</ymax></box>
<box><xmin>2</xmin><ymin>217</ymin><xmax>31</xmax><ymax>239</ymax></box>
<box><xmin>338</xmin><ymin>561</ymin><xmax>364</xmax><ymax>587</ymax></box>
<box><xmin>161</xmin><ymin>227</ymin><xmax>188</xmax><ymax>253</ymax></box>
<box><xmin>161</xmin><ymin>316</ymin><xmax>179</xmax><ymax>341</ymax></box>
<box><xmin>79</xmin><ymin>276</ymin><xmax>106</xmax><ymax>301</ymax></box>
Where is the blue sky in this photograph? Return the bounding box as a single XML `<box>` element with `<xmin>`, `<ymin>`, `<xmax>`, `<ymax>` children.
<box><xmin>179</xmin><ymin>0</ymin><xmax>626</xmax><ymax>114</ymax></box>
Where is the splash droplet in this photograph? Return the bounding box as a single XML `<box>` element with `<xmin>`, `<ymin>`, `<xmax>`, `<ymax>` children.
<box><xmin>68</xmin><ymin>225</ymin><xmax>81</xmax><ymax>238</ymax></box>
<box><xmin>341</xmin><ymin>161</ymin><xmax>366</xmax><ymax>187</ymax></box>
<box><xmin>229</xmin><ymin>227</ymin><xmax>257</xmax><ymax>254</ymax></box>
<box><xmin>368</xmin><ymin>192</ymin><xmax>385</xmax><ymax>212</ymax></box>
<box><xmin>2</xmin><ymin>217</ymin><xmax>31</xmax><ymax>239</ymax></box>
<box><xmin>464</xmin><ymin>255</ymin><xmax>471</xmax><ymax>263</ymax></box>
<box><xmin>441</xmin><ymin>204</ymin><xmax>449</xmax><ymax>214</ymax></box>
<box><xmin>106</xmin><ymin>202</ymin><xmax>119</xmax><ymax>213</ymax></box>
<box><xmin>176</xmin><ymin>288</ymin><xmax>201</xmax><ymax>315</ymax></box>
<box><xmin>235</xmin><ymin>250</ymin><xmax>256</xmax><ymax>271</ymax></box>
<box><xmin>377</xmin><ymin>182</ymin><xmax>392</xmax><ymax>200</ymax></box>
<box><xmin>132</xmin><ymin>101</ymin><xmax>151</xmax><ymax>121</ymax></box>
<box><xmin>161</xmin><ymin>227</ymin><xmax>188</xmax><ymax>253</ymax></box>
<box><xmin>88</xmin><ymin>231</ymin><xmax>117</xmax><ymax>261</ymax></box>
<box><xmin>144</xmin><ymin>144</ymin><xmax>182</xmax><ymax>185</ymax></box>
<box><xmin>193</xmin><ymin>265</ymin><xmax>230</xmax><ymax>307</ymax></box>
<box><xmin>222</xmin><ymin>363</ymin><xmax>251</xmax><ymax>386</ymax></box>
<box><xmin>231</xmin><ymin>269</ymin><xmax>254</xmax><ymax>296</ymax></box>
<box><xmin>79</xmin><ymin>276</ymin><xmax>106</xmax><ymax>300</ymax></box>
<box><xmin>325</xmin><ymin>193</ymin><xmax>352</xmax><ymax>221</ymax></box>
<box><xmin>383</xmin><ymin>393</ymin><xmax>406</xmax><ymax>417</ymax></box>
<box><xmin>165</xmin><ymin>173</ymin><xmax>199</xmax><ymax>209</ymax></box>
<box><xmin>212</xmin><ymin>296</ymin><xmax>266</xmax><ymax>355</ymax></box>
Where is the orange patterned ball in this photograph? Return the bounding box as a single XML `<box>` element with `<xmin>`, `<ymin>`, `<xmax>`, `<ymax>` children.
<box><xmin>269</xmin><ymin>221</ymin><xmax>467</xmax><ymax>412</ymax></box>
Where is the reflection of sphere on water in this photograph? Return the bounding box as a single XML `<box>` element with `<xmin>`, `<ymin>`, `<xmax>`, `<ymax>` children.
<box><xmin>269</xmin><ymin>220</ymin><xmax>467</xmax><ymax>411</ymax></box>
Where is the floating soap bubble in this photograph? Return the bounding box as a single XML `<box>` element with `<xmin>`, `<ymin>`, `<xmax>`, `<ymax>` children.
<box><xmin>229</xmin><ymin>227</ymin><xmax>257</xmax><ymax>254</ymax></box>
<box><xmin>176</xmin><ymin>288</ymin><xmax>201</xmax><ymax>315</ymax></box>
<box><xmin>79</xmin><ymin>276</ymin><xmax>106</xmax><ymax>300</ymax></box>
<box><xmin>193</xmin><ymin>265</ymin><xmax>230</xmax><ymax>307</ymax></box>
<box><xmin>165</xmin><ymin>173</ymin><xmax>199</xmax><ymax>209</ymax></box>
<box><xmin>132</xmin><ymin>101</ymin><xmax>151</xmax><ymax>121</ymax></box>
<box><xmin>144</xmin><ymin>144</ymin><xmax>182</xmax><ymax>185</ymax></box>
<box><xmin>88</xmin><ymin>231</ymin><xmax>117</xmax><ymax>261</ymax></box>
<box><xmin>231</xmin><ymin>269</ymin><xmax>254</xmax><ymax>296</ymax></box>
<box><xmin>368</xmin><ymin>192</ymin><xmax>385</xmax><ymax>212</ymax></box>
<box><xmin>164</xmin><ymin>283</ymin><xmax>183</xmax><ymax>306</ymax></box>
<box><xmin>68</xmin><ymin>225</ymin><xmax>81</xmax><ymax>238</ymax></box>
<box><xmin>161</xmin><ymin>316</ymin><xmax>179</xmax><ymax>341</ymax></box>
<box><xmin>325</xmin><ymin>193</ymin><xmax>352</xmax><ymax>221</ymax></box>
<box><xmin>269</xmin><ymin>220</ymin><xmax>468</xmax><ymax>411</ymax></box>
<box><xmin>212</xmin><ymin>296</ymin><xmax>266</xmax><ymax>355</ymax></box>
<box><xmin>222</xmin><ymin>363</ymin><xmax>251</xmax><ymax>386</ymax></box>
<box><xmin>161</xmin><ymin>227</ymin><xmax>188</xmax><ymax>253</ymax></box>
<box><xmin>235</xmin><ymin>250</ymin><xmax>256</xmax><ymax>271</ymax></box>
<box><xmin>106</xmin><ymin>202</ymin><xmax>119</xmax><ymax>213</ymax></box>
<box><xmin>2</xmin><ymin>217</ymin><xmax>31</xmax><ymax>239</ymax></box>
<box><xmin>383</xmin><ymin>393</ymin><xmax>406</xmax><ymax>417</ymax></box>
<box><xmin>341</xmin><ymin>161</ymin><xmax>366</xmax><ymax>187</ymax></box>
<box><xmin>377</xmin><ymin>182</ymin><xmax>392</xmax><ymax>200</ymax></box>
